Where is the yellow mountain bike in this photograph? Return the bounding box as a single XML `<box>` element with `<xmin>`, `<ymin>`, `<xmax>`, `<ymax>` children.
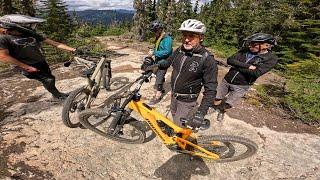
<box><xmin>78</xmin><ymin>70</ymin><xmax>258</xmax><ymax>162</ymax></box>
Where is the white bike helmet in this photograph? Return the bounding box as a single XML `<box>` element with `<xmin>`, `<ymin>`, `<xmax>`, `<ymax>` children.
<box><xmin>0</xmin><ymin>14</ymin><xmax>46</xmax><ymax>29</ymax></box>
<box><xmin>178</xmin><ymin>19</ymin><xmax>206</xmax><ymax>34</ymax></box>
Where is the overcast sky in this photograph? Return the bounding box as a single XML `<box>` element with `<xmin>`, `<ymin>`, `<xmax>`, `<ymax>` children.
<box><xmin>65</xmin><ymin>0</ymin><xmax>209</xmax><ymax>11</ymax></box>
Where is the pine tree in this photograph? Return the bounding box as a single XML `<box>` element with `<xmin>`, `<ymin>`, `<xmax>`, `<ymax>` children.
<box><xmin>156</xmin><ymin>0</ymin><xmax>168</xmax><ymax>22</ymax></box>
<box><xmin>145</xmin><ymin>0</ymin><xmax>156</xmax><ymax>22</ymax></box>
<box><xmin>21</xmin><ymin>0</ymin><xmax>36</xmax><ymax>16</ymax></box>
<box><xmin>0</xmin><ymin>0</ymin><xmax>14</xmax><ymax>15</ymax></box>
<box><xmin>0</xmin><ymin>0</ymin><xmax>37</xmax><ymax>16</ymax></box>
<box><xmin>133</xmin><ymin>0</ymin><xmax>147</xmax><ymax>41</ymax></box>
<box><xmin>193</xmin><ymin>0</ymin><xmax>199</xmax><ymax>15</ymax></box>
<box><xmin>38</xmin><ymin>0</ymin><xmax>73</xmax><ymax>41</ymax></box>
<box><xmin>165</xmin><ymin>0</ymin><xmax>174</xmax><ymax>33</ymax></box>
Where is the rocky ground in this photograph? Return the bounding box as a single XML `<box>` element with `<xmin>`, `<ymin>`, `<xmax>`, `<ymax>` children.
<box><xmin>0</xmin><ymin>36</ymin><xmax>319</xmax><ymax>179</ymax></box>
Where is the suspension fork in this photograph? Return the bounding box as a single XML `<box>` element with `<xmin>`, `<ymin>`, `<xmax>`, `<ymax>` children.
<box><xmin>107</xmin><ymin>94</ymin><xmax>134</xmax><ymax>135</ymax></box>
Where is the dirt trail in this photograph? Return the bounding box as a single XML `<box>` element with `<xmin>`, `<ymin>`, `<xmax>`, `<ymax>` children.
<box><xmin>0</xmin><ymin>36</ymin><xmax>319</xmax><ymax>179</ymax></box>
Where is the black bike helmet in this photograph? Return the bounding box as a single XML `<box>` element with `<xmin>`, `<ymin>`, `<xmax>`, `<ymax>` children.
<box><xmin>244</xmin><ymin>33</ymin><xmax>277</xmax><ymax>46</ymax></box>
<box><xmin>150</xmin><ymin>20</ymin><xmax>164</xmax><ymax>32</ymax></box>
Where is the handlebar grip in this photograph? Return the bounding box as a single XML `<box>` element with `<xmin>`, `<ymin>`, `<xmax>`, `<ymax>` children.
<box><xmin>64</xmin><ymin>61</ymin><xmax>72</xmax><ymax>67</ymax></box>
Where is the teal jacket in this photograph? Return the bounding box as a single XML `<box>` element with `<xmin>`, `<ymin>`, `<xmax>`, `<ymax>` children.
<box><xmin>153</xmin><ymin>34</ymin><xmax>173</xmax><ymax>61</ymax></box>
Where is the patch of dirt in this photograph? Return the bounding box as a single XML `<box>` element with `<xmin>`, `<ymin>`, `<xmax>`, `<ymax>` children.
<box><xmin>113</xmin><ymin>64</ymin><xmax>140</xmax><ymax>73</ymax></box>
<box><xmin>227</xmin><ymin>101</ymin><xmax>320</xmax><ymax>135</ymax></box>
<box><xmin>0</xmin><ymin>124</ymin><xmax>54</xmax><ymax>179</ymax></box>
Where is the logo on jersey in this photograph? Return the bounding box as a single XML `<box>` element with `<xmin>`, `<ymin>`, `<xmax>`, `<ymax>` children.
<box><xmin>12</xmin><ymin>37</ymin><xmax>36</xmax><ymax>47</ymax></box>
<box><xmin>189</xmin><ymin>61</ymin><xmax>199</xmax><ymax>72</ymax></box>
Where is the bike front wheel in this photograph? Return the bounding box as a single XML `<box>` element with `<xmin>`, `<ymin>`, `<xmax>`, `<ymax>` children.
<box><xmin>78</xmin><ymin>108</ymin><xmax>146</xmax><ymax>144</ymax></box>
<box><xmin>62</xmin><ymin>87</ymin><xmax>94</xmax><ymax>128</ymax></box>
<box><xmin>185</xmin><ymin>135</ymin><xmax>258</xmax><ymax>162</ymax></box>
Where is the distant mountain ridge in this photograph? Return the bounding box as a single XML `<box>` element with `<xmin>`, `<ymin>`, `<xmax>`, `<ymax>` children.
<box><xmin>69</xmin><ymin>9</ymin><xmax>135</xmax><ymax>26</ymax></box>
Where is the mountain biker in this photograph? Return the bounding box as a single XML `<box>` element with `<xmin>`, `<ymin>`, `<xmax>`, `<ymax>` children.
<box><xmin>154</xmin><ymin>19</ymin><xmax>218</xmax><ymax>129</ymax></box>
<box><xmin>148</xmin><ymin>20</ymin><xmax>173</xmax><ymax>105</ymax></box>
<box><xmin>0</xmin><ymin>14</ymin><xmax>76</xmax><ymax>100</ymax></box>
<box><xmin>213</xmin><ymin>33</ymin><xmax>278</xmax><ymax>121</ymax></box>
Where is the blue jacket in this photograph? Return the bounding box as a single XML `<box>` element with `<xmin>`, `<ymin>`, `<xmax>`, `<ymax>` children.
<box><xmin>153</xmin><ymin>34</ymin><xmax>173</xmax><ymax>61</ymax></box>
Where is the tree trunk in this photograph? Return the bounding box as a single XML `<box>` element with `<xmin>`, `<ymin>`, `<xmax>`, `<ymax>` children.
<box><xmin>166</xmin><ymin>0</ymin><xmax>174</xmax><ymax>34</ymax></box>
<box><xmin>133</xmin><ymin>0</ymin><xmax>146</xmax><ymax>41</ymax></box>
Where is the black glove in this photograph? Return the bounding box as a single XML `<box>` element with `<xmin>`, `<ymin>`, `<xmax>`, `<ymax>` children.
<box><xmin>144</xmin><ymin>57</ymin><xmax>154</xmax><ymax>65</ymax></box>
<box><xmin>141</xmin><ymin>57</ymin><xmax>154</xmax><ymax>71</ymax></box>
<box><xmin>187</xmin><ymin>111</ymin><xmax>205</xmax><ymax>130</ymax></box>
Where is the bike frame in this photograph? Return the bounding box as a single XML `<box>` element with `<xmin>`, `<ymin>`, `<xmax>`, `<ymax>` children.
<box><xmin>73</xmin><ymin>56</ymin><xmax>111</xmax><ymax>108</ymax></box>
<box><xmin>127</xmin><ymin>98</ymin><xmax>220</xmax><ymax>159</ymax></box>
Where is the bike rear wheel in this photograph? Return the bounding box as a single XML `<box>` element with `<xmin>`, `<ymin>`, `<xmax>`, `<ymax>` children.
<box><xmin>78</xmin><ymin>108</ymin><xmax>146</xmax><ymax>144</ymax></box>
<box><xmin>181</xmin><ymin>135</ymin><xmax>258</xmax><ymax>162</ymax></box>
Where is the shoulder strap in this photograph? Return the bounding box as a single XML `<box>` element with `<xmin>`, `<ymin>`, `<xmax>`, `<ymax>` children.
<box><xmin>155</xmin><ymin>32</ymin><xmax>166</xmax><ymax>50</ymax></box>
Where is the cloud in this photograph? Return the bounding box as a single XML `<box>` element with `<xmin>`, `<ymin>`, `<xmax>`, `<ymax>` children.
<box><xmin>65</xmin><ymin>0</ymin><xmax>211</xmax><ymax>11</ymax></box>
<box><xmin>65</xmin><ymin>0</ymin><xmax>133</xmax><ymax>11</ymax></box>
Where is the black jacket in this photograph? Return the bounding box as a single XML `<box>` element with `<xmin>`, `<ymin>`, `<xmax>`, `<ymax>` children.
<box><xmin>159</xmin><ymin>45</ymin><xmax>218</xmax><ymax>115</ymax></box>
<box><xmin>224</xmin><ymin>51</ymin><xmax>278</xmax><ymax>85</ymax></box>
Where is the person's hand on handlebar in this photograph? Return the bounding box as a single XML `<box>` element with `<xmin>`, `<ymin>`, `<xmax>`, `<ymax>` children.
<box><xmin>141</xmin><ymin>57</ymin><xmax>158</xmax><ymax>73</ymax></box>
<box><xmin>144</xmin><ymin>64</ymin><xmax>159</xmax><ymax>73</ymax></box>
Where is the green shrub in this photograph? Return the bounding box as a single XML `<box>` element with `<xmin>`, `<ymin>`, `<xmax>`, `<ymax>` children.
<box><xmin>285</xmin><ymin>77</ymin><xmax>320</xmax><ymax>122</ymax></box>
<box><xmin>203</xmin><ymin>40</ymin><xmax>237</xmax><ymax>58</ymax></box>
<box><xmin>254</xmin><ymin>59</ymin><xmax>320</xmax><ymax>123</ymax></box>
<box><xmin>284</xmin><ymin>59</ymin><xmax>320</xmax><ymax>123</ymax></box>
<box><xmin>104</xmin><ymin>26</ymin><xmax>129</xmax><ymax>36</ymax></box>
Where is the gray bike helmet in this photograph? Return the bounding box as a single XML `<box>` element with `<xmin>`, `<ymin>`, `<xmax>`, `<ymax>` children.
<box><xmin>0</xmin><ymin>14</ymin><xmax>46</xmax><ymax>30</ymax></box>
<box><xmin>150</xmin><ymin>20</ymin><xmax>164</xmax><ymax>32</ymax></box>
<box><xmin>244</xmin><ymin>33</ymin><xmax>277</xmax><ymax>46</ymax></box>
